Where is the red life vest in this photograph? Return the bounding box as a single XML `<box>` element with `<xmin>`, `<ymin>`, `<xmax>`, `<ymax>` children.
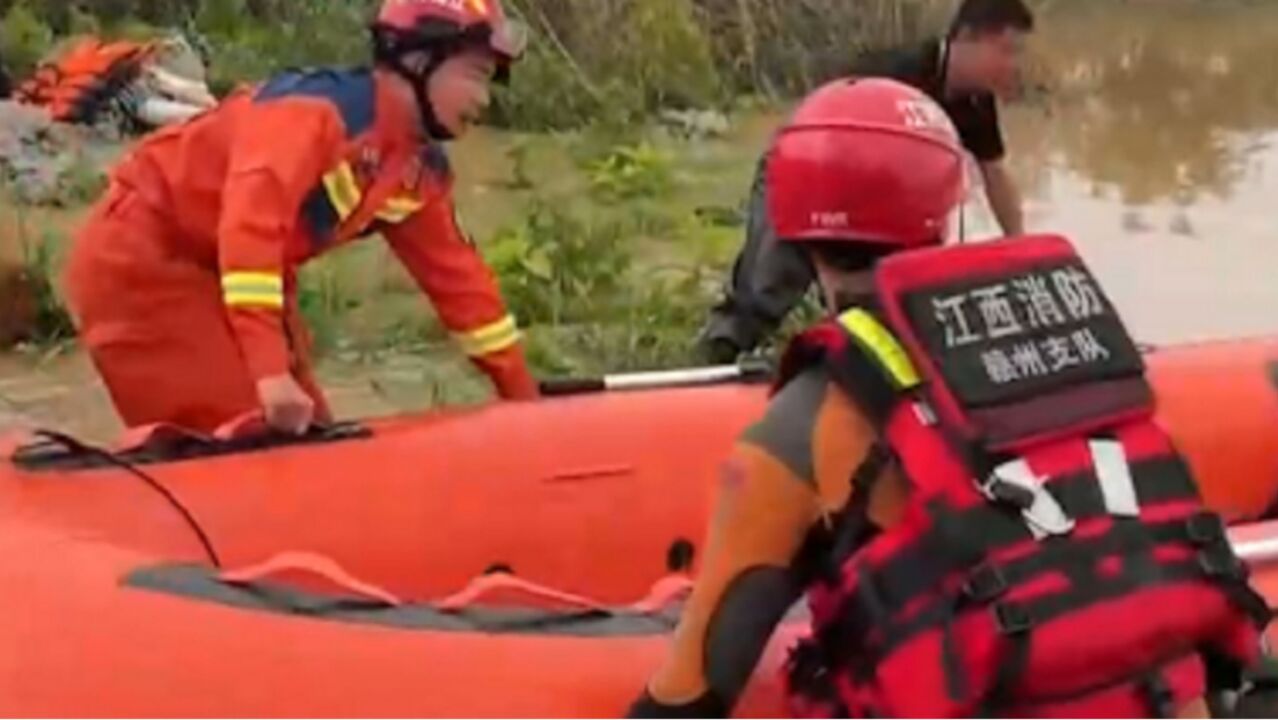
<box><xmin>778</xmin><ymin>234</ymin><xmax>1270</xmax><ymax>717</ymax></box>
<box><xmin>15</xmin><ymin>37</ymin><xmax>155</xmax><ymax>124</ymax></box>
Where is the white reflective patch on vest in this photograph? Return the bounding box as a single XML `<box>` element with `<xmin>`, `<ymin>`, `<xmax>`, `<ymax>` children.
<box><xmin>983</xmin><ymin>459</ymin><xmax>1076</xmax><ymax>539</ymax></box>
<box><xmin>911</xmin><ymin>401</ymin><xmax>937</xmax><ymax>427</ymax></box>
<box><xmin>1090</xmin><ymin>439</ymin><xmax>1139</xmax><ymax>517</ymax></box>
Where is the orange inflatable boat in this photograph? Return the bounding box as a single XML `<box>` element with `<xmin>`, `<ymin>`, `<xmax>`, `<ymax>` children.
<box><xmin>1</xmin><ymin>337</ymin><xmax>1277</xmax><ymax>717</ymax></box>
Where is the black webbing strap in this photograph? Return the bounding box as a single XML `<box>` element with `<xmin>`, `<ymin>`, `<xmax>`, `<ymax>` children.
<box><xmin>854</xmin><ymin>456</ymin><xmax>1199</xmax><ymax>618</ymax></box>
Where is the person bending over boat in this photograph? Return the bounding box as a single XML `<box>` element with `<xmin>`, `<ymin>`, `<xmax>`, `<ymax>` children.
<box><xmin>66</xmin><ymin>0</ymin><xmax>538</xmax><ymax>436</ymax></box>
<box><xmin>630</xmin><ymin>78</ymin><xmax>1269</xmax><ymax>718</ymax></box>
<box><xmin>699</xmin><ymin>0</ymin><xmax>1034</xmax><ymax>364</ymax></box>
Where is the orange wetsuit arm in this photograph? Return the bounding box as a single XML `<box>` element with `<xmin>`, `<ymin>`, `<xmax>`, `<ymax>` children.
<box><xmin>218</xmin><ymin>98</ymin><xmax>343</xmax><ymax>380</ymax></box>
<box><xmin>633</xmin><ymin>442</ymin><xmax>821</xmax><ymax>717</ymax></box>
<box><xmin>383</xmin><ymin>190</ymin><xmax>538</xmax><ymax>400</ymax></box>
<box><xmin>632</xmin><ymin>369</ymin><xmax>892</xmax><ymax>717</ymax></box>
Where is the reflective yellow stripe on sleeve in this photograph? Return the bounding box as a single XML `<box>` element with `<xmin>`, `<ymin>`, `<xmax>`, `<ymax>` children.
<box><xmin>321</xmin><ymin>162</ymin><xmax>363</xmax><ymax>221</ymax></box>
<box><xmin>837</xmin><ymin>308</ymin><xmax>921</xmax><ymax>390</ymax></box>
<box><xmin>453</xmin><ymin>315</ymin><xmax>521</xmax><ymax>357</ymax></box>
<box><xmin>375</xmin><ymin>195</ymin><xmax>426</xmax><ymax>224</ymax></box>
<box><xmin>222</xmin><ymin>272</ymin><xmax>285</xmax><ymax>310</ymax></box>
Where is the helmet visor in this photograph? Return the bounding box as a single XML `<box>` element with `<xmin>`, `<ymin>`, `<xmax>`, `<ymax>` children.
<box><xmin>488</xmin><ymin>17</ymin><xmax>527</xmax><ymax>62</ymax></box>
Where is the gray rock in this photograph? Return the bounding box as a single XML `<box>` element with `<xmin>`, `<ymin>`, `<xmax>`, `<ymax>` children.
<box><xmin>0</xmin><ymin>101</ymin><xmax>119</xmax><ymax>205</ymax></box>
<box><xmin>659</xmin><ymin>108</ymin><xmax>731</xmax><ymax>139</ymax></box>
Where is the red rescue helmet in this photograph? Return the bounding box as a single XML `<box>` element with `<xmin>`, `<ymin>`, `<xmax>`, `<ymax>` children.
<box><xmin>767</xmin><ymin>78</ymin><xmax>967</xmax><ymax>251</ymax></box>
<box><xmin>372</xmin><ymin>0</ymin><xmax>527</xmax><ymax>139</ymax></box>
<box><xmin>373</xmin><ymin>0</ymin><xmax>527</xmax><ymax>72</ymax></box>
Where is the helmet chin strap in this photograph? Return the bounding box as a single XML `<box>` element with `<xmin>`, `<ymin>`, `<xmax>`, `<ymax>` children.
<box><xmin>388</xmin><ymin>54</ymin><xmax>455</xmax><ymax>141</ymax></box>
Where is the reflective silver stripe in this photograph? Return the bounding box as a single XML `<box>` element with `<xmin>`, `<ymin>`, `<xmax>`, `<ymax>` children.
<box><xmin>1090</xmin><ymin>439</ymin><xmax>1139</xmax><ymax>517</ymax></box>
<box><xmin>1234</xmin><ymin>536</ymin><xmax>1278</xmax><ymax>566</ymax></box>
<box><xmin>1228</xmin><ymin>520</ymin><xmax>1278</xmax><ymax>566</ymax></box>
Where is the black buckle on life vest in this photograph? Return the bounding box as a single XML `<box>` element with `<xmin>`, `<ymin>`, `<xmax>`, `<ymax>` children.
<box><xmin>786</xmin><ymin>639</ymin><xmax>840</xmax><ymax>700</ymax></box>
<box><xmin>1198</xmin><ymin>544</ymin><xmax>1248</xmax><ymax>582</ymax></box>
<box><xmin>993</xmin><ymin>601</ymin><xmax>1034</xmax><ymax>635</ymax></box>
<box><xmin>982</xmin><ymin>476</ymin><xmax>1037</xmax><ymax>511</ymax></box>
<box><xmin>1140</xmin><ymin>670</ymin><xmax>1178</xmax><ymax>718</ymax></box>
<box><xmin>962</xmin><ymin>563</ymin><xmax>1009</xmax><ymax>603</ymax></box>
<box><xmin>1186</xmin><ymin>511</ymin><xmax>1228</xmax><ymax>547</ymax></box>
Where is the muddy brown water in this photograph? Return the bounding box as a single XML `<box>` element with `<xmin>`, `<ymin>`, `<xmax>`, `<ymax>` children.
<box><xmin>2</xmin><ymin>0</ymin><xmax>1276</xmax><ymax>441</ymax></box>
<box><xmin>988</xmin><ymin>1</ymin><xmax>1278</xmax><ymax>346</ymax></box>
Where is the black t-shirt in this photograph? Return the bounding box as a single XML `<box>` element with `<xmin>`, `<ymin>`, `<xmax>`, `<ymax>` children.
<box><xmin>852</xmin><ymin>38</ymin><xmax>1005</xmax><ymax>162</ymax></box>
<box><xmin>0</xmin><ymin>51</ymin><xmax>11</xmax><ymax>100</ymax></box>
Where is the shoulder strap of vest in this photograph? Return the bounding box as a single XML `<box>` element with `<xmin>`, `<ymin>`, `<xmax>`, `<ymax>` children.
<box><xmin>780</xmin><ymin>309</ymin><xmax>920</xmax><ymax>585</ymax></box>
<box><xmin>802</xmin><ymin>310</ymin><xmax>922</xmax><ymax>586</ymax></box>
<box><xmin>823</xmin><ymin>308</ymin><xmax>922</xmax><ymax>428</ymax></box>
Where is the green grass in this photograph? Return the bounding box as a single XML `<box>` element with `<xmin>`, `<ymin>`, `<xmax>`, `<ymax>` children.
<box><xmin>3</xmin><ymin>0</ymin><xmax>964</xmax><ymax>130</ymax></box>
<box><xmin>0</xmin><ymin>184</ymin><xmax>77</xmax><ymax>352</ymax></box>
<box><xmin>285</xmin><ymin>116</ymin><xmax>778</xmax><ymax>389</ymax></box>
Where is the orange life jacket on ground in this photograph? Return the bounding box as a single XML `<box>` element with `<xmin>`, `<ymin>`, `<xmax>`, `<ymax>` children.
<box><xmin>15</xmin><ymin>38</ymin><xmax>154</xmax><ymax>124</ymax></box>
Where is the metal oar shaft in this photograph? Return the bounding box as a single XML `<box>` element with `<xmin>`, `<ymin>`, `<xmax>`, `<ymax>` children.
<box><xmin>539</xmin><ymin>362</ymin><xmax>772</xmax><ymax>397</ymax></box>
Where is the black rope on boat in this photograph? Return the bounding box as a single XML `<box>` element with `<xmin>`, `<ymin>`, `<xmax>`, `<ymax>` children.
<box><xmin>34</xmin><ymin>430</ymin><xmax>223</xmax><ymax>569</ymax></box>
